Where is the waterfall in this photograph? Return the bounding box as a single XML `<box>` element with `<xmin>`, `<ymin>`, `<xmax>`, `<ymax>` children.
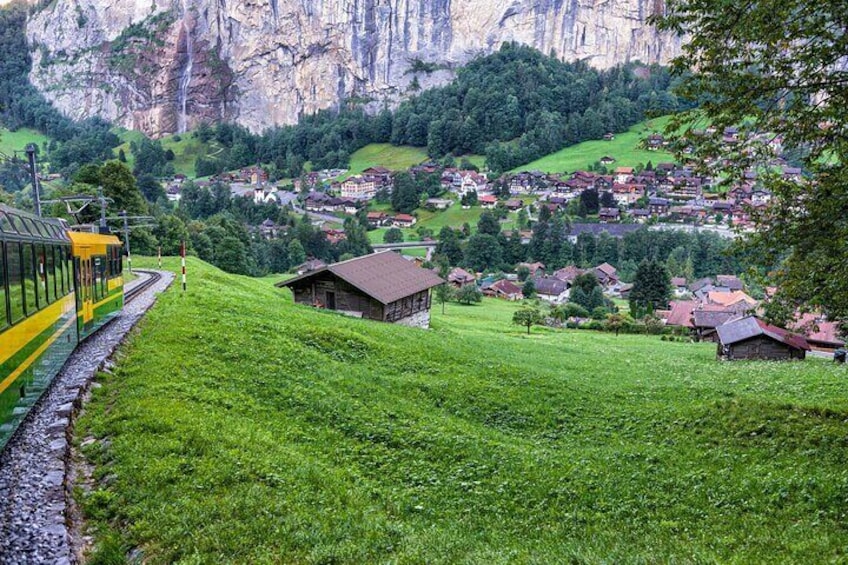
<box><xmin>177</xmin><ymin>0</ymin><xmax>194</xmax><ymax>134</ymax></box>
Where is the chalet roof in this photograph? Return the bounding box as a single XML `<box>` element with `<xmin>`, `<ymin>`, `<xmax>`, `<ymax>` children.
<box><xmin>594</xmin><ymin>262</ymin><xmax>618</xmax><ymax>277</ymax></box>
<box><xmin>553</xmin><ymin>265</ymin><xmax>584</xmax><ymax>282</ymax></box>
<box><xmin>688</xmin><ymin>277</ymin><xmax>714</xmax><ymax>292</ymax></box>
<box><xmin>277</xmin><ymin>251</ymin><xmax>444</xmax><ymax>305</ymax></box>
<box><xmin>490</xmin><ymin>279</ymin><xmax>522</xmax><ymax>296</ymax></box>
<box><xmin>707</xmin><ymin>290</ymin><xmax>757</xmax><ymax>309</ymax></box>
<box><xmin>447</xmin><ymin>267</ymin><xmax>476</xmax><ymax>283</ymax></box>
<box><xmin>394</xmin><ymin>214</ymin><xmax>416</xmax><ymax>222</ymax></box>
<box><xmin>792</xmin><ymin>313</ymin><xmax>845</xmax><ymax>347</ymax></box>
<box><xmin>672</xmin><ymin>277</ymin><xmax>687</xmax><ymax>287</ymax></box>
<box><xmin>693</xmin><ymin>309</ymin><xmax>739</xmax><ymax>329</ymax></box>
<box><xmin>716</xmin><ymin>275</ymin><xmax>744</xmax><ymax>291</ymax></box>
<box><xmin>717</xmin><ymin>316</ymin><xmax>810</xmax><ymax>350</ymax></box>
<box><xmin>533</xmin><ymin>276</ymin><xmax>569</xmax><ymax>295</ymax></box>
<box><xmin>666</xmin><ymin>300</ymin><xmax>697</xmax><ymax>328</ymax></box>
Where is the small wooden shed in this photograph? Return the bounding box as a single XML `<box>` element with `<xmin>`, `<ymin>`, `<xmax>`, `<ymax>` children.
<box><xmin>276</xmin><ymin>252</ymin><xmax>444</xmax><ymax>328</ymax></box>
<box><xmin>716</xmin><ymin>316</ymin><xmax>810</xmax><ymax>360</ymax></box>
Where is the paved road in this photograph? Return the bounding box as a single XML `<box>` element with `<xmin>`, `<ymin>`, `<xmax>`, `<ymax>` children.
<box><xmin>291</xmin><ymin>206</ymin><xmax>344</xmax><ymax>225</ymax></box>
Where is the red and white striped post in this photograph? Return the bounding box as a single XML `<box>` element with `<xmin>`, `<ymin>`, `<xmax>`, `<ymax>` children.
<box><xmin>158</xmin><ymin>246</ymin><xmax>162</xmax><ymax>269</ymax></box>
<box><xmin>180</xmin><ymin>240</ymin><xmax>186</xmax><ymax>293</ymax></box>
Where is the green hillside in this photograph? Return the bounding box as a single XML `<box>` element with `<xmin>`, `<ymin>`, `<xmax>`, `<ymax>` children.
<box><xmin>77</xmin><ymin>257</ymin><xmax>848</xmax><ymax>563</ymax></box>
<box><xmin>516</xmin><ymin>116</ymin><xmax>675</xmax><ymax>174</ymax></box>
<box><xmin>0</xmin><ymin>126</ymin><xmax>50</xmax><ymax>156</ymax></box>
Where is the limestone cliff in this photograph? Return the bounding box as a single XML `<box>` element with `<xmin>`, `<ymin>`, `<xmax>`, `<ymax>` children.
<box><xmin>25</xmin><ymin>0</ymin><xmax>680</xmax><ymax>137</ymax></box>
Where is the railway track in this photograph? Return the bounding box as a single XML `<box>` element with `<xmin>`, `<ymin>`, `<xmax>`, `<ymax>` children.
<box><xmin>124</xmin><ymin>269</ymin><xmax>163</xmax><ymax>303</ymax></box>
<box><xmin>0</xmin><ymin>270</ymin><xmax>174</xmax><ymax>564</ymax></box>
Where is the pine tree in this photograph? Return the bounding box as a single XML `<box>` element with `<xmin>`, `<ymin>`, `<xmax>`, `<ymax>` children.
<box><xmin>629</xmin><ymin>259</ymin><xmax>671</xmax><ymax>314</ymax></box>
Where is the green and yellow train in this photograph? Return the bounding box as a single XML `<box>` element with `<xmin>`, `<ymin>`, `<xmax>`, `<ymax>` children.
<box><xmin>0</xmin><ymin>204</ymin><xmax>124</xmax><ymax>449</ymax></box>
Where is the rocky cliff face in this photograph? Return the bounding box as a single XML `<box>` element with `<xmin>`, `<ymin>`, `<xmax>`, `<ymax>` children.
<box><xmin>25</xmin><ymin>0</ymin><xmax>680</xmax><ymax>137</ymax></box>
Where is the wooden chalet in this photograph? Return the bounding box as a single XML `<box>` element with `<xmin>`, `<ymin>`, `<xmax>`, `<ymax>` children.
<box><xmin>277</xmin><ymin>252</ymin><xmax>444</xmax><ymax>328</ymax></box>
<box><xmin>716</xmin><ymin>316</ymin><xmax>810</xmax><ymax>360</ymax></box>
<box><xmin>484</xmin><ymin>279</ymin><xmax>523</xmax><ymax>301</ymax></box>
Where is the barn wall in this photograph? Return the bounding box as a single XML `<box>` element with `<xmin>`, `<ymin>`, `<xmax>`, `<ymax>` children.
<box><xmin>727</xmin><ymin>335</ymin><xmax>803</xmax><ymax>360</ymax></box>
<box><xmin>288</xmin><ymin>275</ymin><xmax>384</xmax><ymax>320</ymax></box>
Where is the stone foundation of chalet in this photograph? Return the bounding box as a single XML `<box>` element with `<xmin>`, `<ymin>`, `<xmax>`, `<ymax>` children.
<box><xmin>393</xmin><ymin>309</ymin><xmax>431</xmax><ymax>329</ymax></box>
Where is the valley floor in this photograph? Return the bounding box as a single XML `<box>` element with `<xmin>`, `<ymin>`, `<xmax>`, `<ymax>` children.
<box><xmin>76</xmin><ymin>258</ymin><xmax>848</xmax><ymax>564</ymax></box>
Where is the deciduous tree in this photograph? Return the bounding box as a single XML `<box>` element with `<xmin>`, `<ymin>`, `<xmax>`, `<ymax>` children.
<box><xmin>656</xmin><ymin>0</ymin><xmax>848</xmax><ymax>322</ymax></box>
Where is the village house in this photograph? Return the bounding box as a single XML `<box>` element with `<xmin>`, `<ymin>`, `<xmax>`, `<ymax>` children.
<box><xmin>340</xmin><ymin>175</ymin><xmax>377</xmax><ymax>199</ymax></box>
<box><xmin>239</xmin><ymin>166</ymin><xmax>269</xmax><ymax>185</ymax></box>
<box><xmin>600</xmin><ymin>155</ymin><xmax>616</xmax><ymax>165</ymax></box>
<box><xmin>361</xmin><ymin>166</ymin><xmax>393</xmax><ymax>188</ymax></box>
<box><xmin>646</xmin><ymin>134</ymin><xmax>665</xmax><ymax>150</ymax></box>
<box><xmin>518</xmin><ymin>262</ymin><xmax>546</xmax><ymax>278</ymax></box>
<box><xmin>484</xmin><ymin>279</ymin><xmax>523</xmax><ymax>301</ymax></box>
<box><xmin>672</xmin><ymin>277</ymin><xmax>689</xmax><ymax>297</ymax></box>
<box><xmin>592</xmin><ymin>263</ymin><xmax>620</xmax><ymax>288</ymax></box>
<box><xmin>532</xmin><ymin>276</ymin><xmax>570</xmax><ymax>304</ymax></box>
<box><xmin>366</xmin><ymin>211</ymin><xmax>389</xmax><ymax>228</ymax></box>
<box><xmin>692</xmin><ymin>308</ymin><xmax>741</xmax><ymax>342</ymax></box>
<box><xmin>649</xmin><ymin>197</ymin><xmax>671</xmax><ymax>217</ymax></box>
<box><xmin>392</xmin><ymin>214</ymin><xmax>417</xmax><ymax>228</ymax></box>
<box><xmin>426</xmin><ymin>198</ymin><xmax>453</xmax><ymax>210</ymax></box>
<box><xmin>505</xmin><ymin>199</ymin><xmax>524</xmax><ymax>212</ymax></box>
<box><xmin>599</xmin><ymin>207</ymin><xmax>621</xmax><ymax>223</ymax></box>
<box><xmin>277</xmin><ymin>252</ymin><xmax>445</xmax><ymax>328</ymax></box>
<box><xmin>259</xmin><ymin>219</ymin><xmax>279</xmax><ymax>239</ymax></box>
<box><xmin>792</xmin><ymin>313</ymin><xmax>844</xmax><ymax>352</ymax></box>
<box><xmin>458</xmin><ymin>172</ymin><xmax>489</xmax><ymax>196</ymax></box>
<box><xmin>553</xmin><ymin>265</ymin><xmax>584</xmax><ymax>284</ymax></box>
<box><xmin>322</xmin><ymin>229</ymin><xmax>347</xmax><ymax>245</ymax></box>
<box><xmin>715</xmin><ymin>275</ymin><xmax>744</xmax><ymax>291</ymax></box>
<box><xmin>447</xmin><ymin>267</ymin><xmax>477</xmax><ymax>288</ymax></box>
<box><xmin>479</xmin><ymin>194</ymin><xmax>498</xmax><ymax>209</ymax></box>
<box><xmin>612</xmin><ymin>183</ymin><xmax>645</xmax><ymax>206</ymax></box>
<box><xmin>717</xmin><ymin>316</ymin><xmax>810</xmax><ymax>360</ymax></box>
<box><xmin>615</xmin><ymin>167</ymin><xmax>634</xmax><ymax>184</ymax></box>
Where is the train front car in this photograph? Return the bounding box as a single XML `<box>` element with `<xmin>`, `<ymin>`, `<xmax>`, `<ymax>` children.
<box><xmin>68</xmin><ymin>230</ymin><xmax>124</xmax><ymax>341</ymax></box>
<box><xmin>0</xmin><ymin>206</ymin><xmax>78</xmax><ymax>449</ymax></box>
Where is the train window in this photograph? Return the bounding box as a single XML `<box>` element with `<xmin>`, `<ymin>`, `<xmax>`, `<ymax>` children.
<box><xmin>8</xmin><ymin>214</ymin><xmax>25</xmax><ymax>234</ymax></box>
<box><xmin>93</xmin><ymin>257</ymin><xmax>102</xmax><ymax>301</ymax></box>
<box><xmin>20</xmin><ymin>217</ymin><xmax>36</xmax><ymax>235</ymax></box>
<box><xmin>0</xmin><ymin>212</ymin><xmax>9</xmax><ymax>232</ymax></box>
<box><xmin>43</xmin><ymin>245</ymin><xmax>56</xmax><ymax>304</ymax></box>
<box><xmin>53</xmin><ymin>246</ymin><xmax>63</xmax><ymax>296</ymax></box>
<box><xmin>101</xmin><ymin>256</ymin><xmax>107</xmax><ymax>295</ymax></box>
<box><xmin>65</xmin><ymin>247</ymin><xmax>73</xmax><ymax>294</ymax></box>
<box><xmin>22</xmin><ymin>244</ymin><xmax>38</xmax><ymax>313</ymax></box>
<box><xmin>0</xmin><ymin>243</ymin><xmax>7</xmax><ymax>329</ymax></box>
<box><xmin>7</xmin><ymin>242</ymin><xmax>23</xmax><ymax>323</ymax></box>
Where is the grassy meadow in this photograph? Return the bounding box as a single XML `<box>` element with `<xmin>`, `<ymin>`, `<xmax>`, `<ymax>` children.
<box><xmin>516</xmin><ymin>116</ymin><xmax>675</xmax><ymax>174</ymax></box>
<box><xmin>0</xmin><ymin>126</ymin><xmax>51</xmax><ymax>156</ymax></box>
<box><xmin>76</xmin><ymin>257</ymin><xmax>848</xmax><ymax>563</ymax></box>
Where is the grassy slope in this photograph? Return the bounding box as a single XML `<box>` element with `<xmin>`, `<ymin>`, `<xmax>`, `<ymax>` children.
<box><xmin>516</xmin><ymin>116</ymin><xmax>676</xmax><ymax>174</ymax></box>
<box><xmin>345</xmin><ymin>144</ymin><xmax>430</xmax><ymax>176</ymax></box>
<box><xmin>77</xmin><ymin>257</ymin><xmax>848</xmax><ymax>563</ymax></box>
<box><xmin>0</xmin><ymin>127</ymin><xmax>51</xmax><ymax>156</ymax></box>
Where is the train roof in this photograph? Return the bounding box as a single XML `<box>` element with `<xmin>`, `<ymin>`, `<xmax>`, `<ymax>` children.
<box><xmin>0</xmin><ymin>204</ymin><xmax>69</xmax><ymax>244</ymax></box>
<box><xmin>67</xmin><ymin>230</ymin><xmax>122</xmax><ymax>246</ymax></box>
